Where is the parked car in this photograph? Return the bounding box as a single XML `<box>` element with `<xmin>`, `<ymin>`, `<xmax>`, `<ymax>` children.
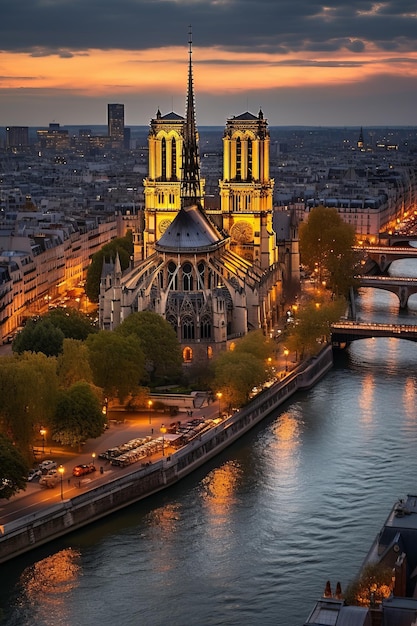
<box><xmin>39</xmin><ymin>460</ymin><xmax>57</xmax><ymax>472</ymax></box>
<box><xmin>72</xmin><ymin>463</ymin><xmax>96</xmax><ymax>477</ymax></box>
<box><xmin>27</xmin><ymin>468</ymin><xmax>42</xmax><ymax>482</ymax></box>
<box><xmin>39</xmin><ymin>473</ymin><xmax>59</xmax><ymax>488</ymax></box>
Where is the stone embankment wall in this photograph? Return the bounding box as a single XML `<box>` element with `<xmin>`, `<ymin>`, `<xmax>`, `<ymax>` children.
<box><xmin>0</xmin><ymin>346</ymin><xmax>333</xmax><ymax>564</ymax></box>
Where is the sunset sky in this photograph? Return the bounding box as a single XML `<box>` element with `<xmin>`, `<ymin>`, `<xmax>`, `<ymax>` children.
<box><xmin>1</xmin><ymin>0</ymin><xmax>417</xmax><ymax>128</ymax></box>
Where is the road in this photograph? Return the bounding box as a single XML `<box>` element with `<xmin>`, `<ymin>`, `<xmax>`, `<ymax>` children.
<box><xmin>0</xmin><ymin>404</ymin><xmax>219</xmax><ymax>526</ymax></box>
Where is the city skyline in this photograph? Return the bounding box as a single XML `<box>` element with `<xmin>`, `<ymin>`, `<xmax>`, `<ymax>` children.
<box><xmin>1</xmin><ymin>1</ymin><xmax>417</xmax><ymax>128</ymax></box>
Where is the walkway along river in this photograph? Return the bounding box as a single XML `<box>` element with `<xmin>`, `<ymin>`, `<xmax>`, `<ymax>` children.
<box><xmin>0</xmin><ymin>346</ymin><xmax>333</xmax><ymax>565</ymax></box>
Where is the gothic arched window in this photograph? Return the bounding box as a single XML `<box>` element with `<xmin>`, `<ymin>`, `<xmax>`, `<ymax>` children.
<box><xmin>247</xmin><ymin>138</ymin><xmax>252</xmax><ymax>181</ymax></box>
<box><xmin>182</xmin><ymin>262</ymin><xmax>193</xmax><ymax>291</ymax></box>
<box><xmin>236</xmin><ymin>137</ymin><xmax>241</xmax><ymax>181</ymax></box>
<box><xmin>167</xmin><ymin>261</ymin><xmax>178</xmax><ymax>290</ymax></box>
<box><xmin>171</xmin><ymin>138</ymin><xmax>177</xmax><ymax>180</ymax></box>
<box><xmin>161</xmin><ymin>137</ymin><xmax>167</xmax><ymax>179</ymax></box>
<box><xmin>182</xmin><ymin>317</ymin><xmax>195</xmax><ymax>340</ymax></box>
<box><xmin>197</xmin><ymin>262</ymin><xmax>205</xmax><ymax>289</ymax></box>
<box><xmin>183</xmin><ymin>346</ymin><xmax>193</xmax><ymax>363</ymax></box>
<box><xmin>201</xmin><ymin>316</ymin><xmax>211</xmax><ymax>339</ymax></box>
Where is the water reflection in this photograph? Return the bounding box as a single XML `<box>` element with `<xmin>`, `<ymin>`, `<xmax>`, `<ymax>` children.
<box><xmin>358</xmin><ymin>373</ymin><xmax>375</xmax><ymax>427</ymax></box>
<box><xmin>201</xmin><ymin>460</ymin><xmax>242</xmax><ymax>523</ymax></box>
<box><xmin>14</xmin><ymin>548</ymin><xmax>81</xmax><ymax>625</ymax></box>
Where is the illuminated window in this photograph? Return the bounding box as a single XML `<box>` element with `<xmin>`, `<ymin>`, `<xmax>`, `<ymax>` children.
<box><xmin>183</xmin><ymin>346</ymin><xmax>193</xmax><ymax>362</ymax></box>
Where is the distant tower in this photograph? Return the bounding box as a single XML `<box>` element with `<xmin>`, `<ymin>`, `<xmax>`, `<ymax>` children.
<box><xmin>357</xmin><ymin>127</ymin><xmax>364</xmax><ymax>150</ymax></box>
<box><xmin>6</xmin><ymin>126</ymin><xmax>29</xmax><ymax>151</ymax></box>
<box><xmin>107</xmin><ymin>104</ymin><xmax>125</xmax><ymax>146</ymax></box>
<box><xmin>219</xmin><ymin>109</ymin><xmax>277</xmax><ymax>270</ymax></box>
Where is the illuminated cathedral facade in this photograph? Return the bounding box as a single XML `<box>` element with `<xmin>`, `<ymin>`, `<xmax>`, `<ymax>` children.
<box><xmin>99</xmin><ymin>38</ymin><xmax>286</xmax><ymax>363</ymax></box>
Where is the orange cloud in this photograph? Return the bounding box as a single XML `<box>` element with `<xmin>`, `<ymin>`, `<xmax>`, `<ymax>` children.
<box><xmin>1</xmin><ymin>45</ymin><xmax>417</xmax><ymax>96</ymax></box>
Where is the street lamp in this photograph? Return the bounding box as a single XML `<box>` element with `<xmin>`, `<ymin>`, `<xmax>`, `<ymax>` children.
<box><xmin>284</xmin><ymin>348</ymin><xmax>289</xmax><ymax>372</ymax></box>
<box><xmin>216</xmin><ymin>392</ymin><xmax>222</xmax><ymax>418</ymax></box>
<box><xmin>160</xmin><ymin>424</ymin><xmax>167</xmax><ymax>456</ymax></box>
<box><xmin>148</xmin><ymin>399</ymin><xmax>153</xmax><ymax>424</ymax></box>
<box><xmin>40</xmin><ymin>428</ymin><xmax>46</xmax><ymax>455</ymax></box>
<box><xmin>92</xmin><ymin>452</ymin><xmax>96</xmax><ymax>466</ymax></box>
<box><xmin>58</xmin><ymin>465</ymin><xmax>65</xmax><ymax>500</ymax></box>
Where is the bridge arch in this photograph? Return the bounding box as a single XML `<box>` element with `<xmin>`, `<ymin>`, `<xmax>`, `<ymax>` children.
<box><xmin>331</xmin><ymin>322</ymin><xmax>417</xmax><ymax>349</ymax></box>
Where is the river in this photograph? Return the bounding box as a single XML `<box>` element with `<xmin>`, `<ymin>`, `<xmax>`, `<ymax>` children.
<box><xmin>1</xmin><ymin>259</ymin><xmax>417</xmax><ymax>626</ymax></box>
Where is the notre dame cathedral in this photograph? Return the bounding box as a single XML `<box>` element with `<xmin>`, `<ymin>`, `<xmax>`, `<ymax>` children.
<box><xmin>99</xmin><ymin>37</ymin><xmax>298</xmax><ymax>363</ymax></box>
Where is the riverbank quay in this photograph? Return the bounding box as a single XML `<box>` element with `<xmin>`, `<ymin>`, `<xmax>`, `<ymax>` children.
<box><xmin>0</xmin><ymin>345</ymin><xmax>333</xmax><ymax>564</ymax></box>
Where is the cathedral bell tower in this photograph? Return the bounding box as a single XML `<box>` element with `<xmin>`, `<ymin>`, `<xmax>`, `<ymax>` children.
<box><xmin>219</xmin><ymin>110</ymin><xmax>276</xmax><ymax>270</ymax></box>
<box><xmin>138</xmin><ymin>31</ymin><xmax>204</xmax><ymax>262</ymax></box>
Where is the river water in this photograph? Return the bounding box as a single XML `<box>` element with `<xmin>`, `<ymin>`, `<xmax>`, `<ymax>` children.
<box><xmin>2</xmin><ymin>260</ymin><xmax>417</xmax><ymax>626</ymax></box>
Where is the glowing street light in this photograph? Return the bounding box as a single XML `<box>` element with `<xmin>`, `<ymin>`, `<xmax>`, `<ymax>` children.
<box><xmin>92</xmin><ymin>452</ymin><xmax>96</xmax><ymax>466</ymax></box>
<box><xmin>40</xmin><ymin>427</ymin><xmax>46</xmax><ymax>455</ymax></box>
<box><xmin>58</xmin><ymin>465</ymin><xmax>65</xmax><ymax>500</ymax></box>
<box><xmin>160</xmin><ymin>424</ymin><xmax>167</xmax><ymax>456</ymax></box>
<box><xmin>148</xmin><ymin>399</ymin><xmax>153</xmax><ymax>424</ymax></box>
<box><xmin>216</xmin><ymin>392</ymin><xmax>222</xmax><ymax>418</ymax></box>
<box><xmin>284</xmin><ymin>348</ymin><xmax>289</xmax><ymax>372</ymax></box>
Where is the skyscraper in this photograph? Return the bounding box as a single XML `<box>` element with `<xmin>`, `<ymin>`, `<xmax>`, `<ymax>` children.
<box><xmin>6</xmin><ymin>126</ymin><xmax>29</xmax><ymax>151</ymax></box>
<box><xmin>107</xmin><ymin>104</ymin><xmax>124</xmax><ymax>146</ymax></box>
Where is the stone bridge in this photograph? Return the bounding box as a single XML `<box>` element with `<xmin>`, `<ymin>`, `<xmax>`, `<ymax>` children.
<box><xmin>358</xmin><ymin>275</ymin><xmax>417</xmax><ymax>309</ymax></box>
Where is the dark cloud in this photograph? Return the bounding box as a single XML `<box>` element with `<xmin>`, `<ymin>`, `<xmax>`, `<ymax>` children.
<box><xmin>1</xmin><ymin>0</ymin><xmax>417</xmax><ymax>55</ymax></box>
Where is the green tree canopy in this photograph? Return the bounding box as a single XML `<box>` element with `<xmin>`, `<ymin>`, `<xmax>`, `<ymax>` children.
<box><xmin>51</xmin><ymin>381</ymin><xmax>105</xmax><ymax>447</ymax></box>
<box><xmin>12</xmin><ymin>319</ymin><xmax>65</xmax><ymax>357</ymax></box>
<box><xmin>86</xmin><ymin>231</ymin><xmax>133</xmax><ymax>302</ymax></box>
<box><xmin>284</xmin><ymin>298</ymin><xmax>346</xmax><ymax>359</ymax></box>
<box><xmin>213</xmin><ymin>350</ymin><xmax>267</xmax><ymax>409</ymax></box>
<box><xmin>57</xmin><ymin>339</ymin><xmax>93</xmax><ymax>389</ymax></box>
<box><xmin>0</xmin><ymin>353</ymin><xmax>58</xmax><ymax>453</ymax></box>
<box><xmin>116</xmin><ymin>311</ymin><xmax>183</xmax><ymax>384</ymax></box>
<box><xmin>233</xmin><ymin>329</ymin><xmax>273</xmax><ymax>362</ymax></box>
<box><xmin>299</xmin><ymin>206</ymin><xmax>359</xmax><ymax>297</ymax></box>
<box><xmin>0</xmin><ymin>433</ymin><xmax>29</xmax><ymax>500</ymax></box>
<box><xmin>43</xmin><ymin>307</ymin><xmax>98</xmax><ymax>341</ymax></box>
<box><xmin>86</xmin><ymin>330</ymin><xmax>146</xmax><ymax>402</ymax></box>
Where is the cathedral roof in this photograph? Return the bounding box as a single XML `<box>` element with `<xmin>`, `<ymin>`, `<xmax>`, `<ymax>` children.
<box><xmin>232</xmin><ymin>111</ymin><xmax>259</xmax><ymax>121</ymax></box>
<box><xmin>156</xmin><ymin>204</ymin><xmax>223</xmax><ymax>251</ymax></box>
<box><xmin>159</xmin><ymin>111</ymin><xmax>184</xmax><ymax>121</ymax></box>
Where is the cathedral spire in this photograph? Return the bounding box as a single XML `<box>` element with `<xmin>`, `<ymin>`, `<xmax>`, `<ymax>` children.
<box><xmin>181</xmin><ymin>26</ymin><xmax>201</xmax><ymax>208</ymax></box>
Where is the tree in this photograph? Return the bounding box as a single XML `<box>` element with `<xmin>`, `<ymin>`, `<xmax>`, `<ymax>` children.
<box><xmin>12</xmin><ymin>319</ymin><xmax>65</xmax><ymax>357</ymax></box>
<box><xmin>43</xmin><ymin>307</ymin><xmax>98</xmax><ymax>341</ymax></box>
<box><xmin>233</xmin><ymin>329</ymin><xmax>273</xmax><ymax>362</ymax></box>
<box><xmin>13</xmin><ymin>309</ymin><xmax>97</xmax><ymax>357</ymax></box>
<box><xmin>51</xmin><ymin>381</ymin><xmax>105</xmax><ymax>447</ymax></box>
<box><xmin>213</xmin><ymin>350</ymin><xmax>267</xmax><ymax>409</ymax></box>
<box><xmin>0</xmin><ymin>353</ymin><xmax>58</xmax><ymax>454</ymax></box>
<box><xmin>86</xmin><ymin>231</ymin><xmax>133</xmax><ymax>302</ymax></box>
<box><xmin>284</xmin><ymin>298</ymin><xmax>345</xmax><ymax>359</ymax></box>
<box><xmin>299</xmin><ymin>206</ymin><xmax>359</xmax><ymax>296</ymax></box>
<box><xmin>57</xmin><ymin>339</ymin><xmax>93</xmax><ymax>389</ymax></box>
<box><xmin>116</xmin><ymin>311</ymin><xmax>183</xmax><ymax>384</ymax></box>
<box><xmin>0</xmin><ymin>433</ymin><xmax>29</xmax><ymax>500</ymax></box>
<box><xmin>86</xmin><ymin>330</ymin><xmax>146</xmax><ymax>402</ymax></box>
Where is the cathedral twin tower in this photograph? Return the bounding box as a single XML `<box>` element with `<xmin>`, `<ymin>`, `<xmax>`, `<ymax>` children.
<box><xmin>100</xmin><ymin>39</ymin><xmax>283</xmax><ymax>363</ymax></box>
